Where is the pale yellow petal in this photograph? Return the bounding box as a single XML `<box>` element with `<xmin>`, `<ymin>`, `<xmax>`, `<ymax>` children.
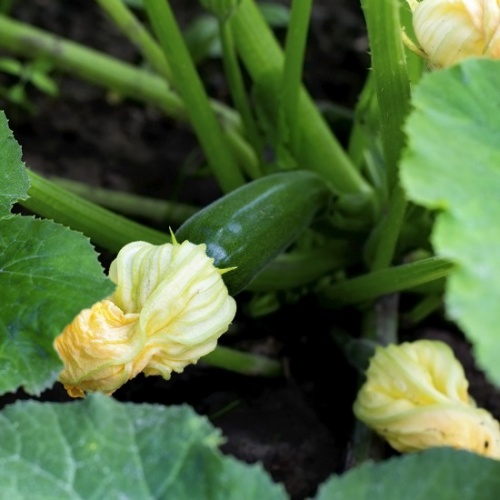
<box><xmin>109</xmin><ymin>239</ymin><xmax>237</xmax><ymax>379</ymax></box>
<box><xmin>409</xmin><ymin>0</ymin><xmax>500</xmax><ymax>67</ymax></box>
<box><xmin>54</xmin><ymin>299</ymin><xmax>144</xmax><ymax>397</ymax></box>
<box><xmin>353</xmin><ymin>340</ymin><xmax>500</xmax><ymax>459</ymax></box>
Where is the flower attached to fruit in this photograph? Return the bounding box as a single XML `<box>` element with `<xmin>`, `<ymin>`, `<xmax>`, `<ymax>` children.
<box><xmin>55</xmin><ymin>238</ymin><xmax>237</xmax><ymax>397</ymax></box>
<box><xmin>404</xmin><ymin>0</ymin><xmax>500</xmax><ymax>68</ymax></box>
<box><xmin>353</xmin><ymin>340</ymin><xmax>500</xmax><ymax>459</ymax></box>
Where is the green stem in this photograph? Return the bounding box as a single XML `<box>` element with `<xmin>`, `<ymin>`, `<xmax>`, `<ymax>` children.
<box><xmin>0</xmin><ymin>15</ymin><xmax>245</xmax><ymax>152</ymax></box>
<box><xmin>51</xmin><ymin>177</ymin><xmax>198</xmax><ymax>226</ymax></box>
<box><xmin>231</xmin><ymin>0</ymin><xmax>375</xmax><ymax>209</ymax></box>
<box><xmin>203</xmin><ymin>345</ymin><xmax>282</xmax><ymax>376</ymax></box>
<box><xmin>143</xmin><ymin>0</ymin><xmax>245</xmax><ymax>193</ymax></box>
<box><xmin>225</xmin><ymin>125</ymin><xmax>261</xmax><ymax>179</ymax></box>
<box><xmin>246</xmin><ymin>245</ymin><xmax>357</xmax><ymax>291</ymax></box>
<box><xmin>22</xmin><ymin>171</ymin><xmax>170</xmax><ymax>252</ymax></box>
<box><xmin>219</xmin><ymin>18</ymin><xmax>263</xmax><ymax>173</ymax></box>
<box><xmin>360</xmin><ymin>0</ymin><xmax>411</xmax><ymax>192</ymax></box>
<box><xmin>280</xmin><ymin>0</ymin><xmax>313</xmax><ymax>156</ymax></box>
<box><xmin>347</xmin><ymin>293</ymin><xmax>399</xmax><ymax>467</ymax></box>
<box><xmin>319</xmin><ymin>256</ymin><xmax>453</xmax><ymax>307</ymax></box>
<box><xmin>95</xmin><ymin>0</ymin><xmax>173</xmax><ymax>82</ymax></box>
<box><xmin>0</xmin><ymin>14</ymin><xmax>187</xmax><ymax>115</ymax></box>
<box><xmin>403</xmin><ymin>294</ymin><xmax>443</xmax><ymax>327</ymax></box>
<box><xmin>370</xmin><ymin>184</ymin><xmax>408</xmax><ymax>271</ymax></box>
<box><xmin>360</xmin><ymin>0</ymin><xmax>412</xmax><ymax>269</ymax></box>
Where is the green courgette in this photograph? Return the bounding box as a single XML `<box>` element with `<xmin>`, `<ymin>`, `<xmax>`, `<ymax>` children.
<box><xmin>175</xmin><ymin>170</ymin><xmax>332</xmax><ymax>295</ymax></box>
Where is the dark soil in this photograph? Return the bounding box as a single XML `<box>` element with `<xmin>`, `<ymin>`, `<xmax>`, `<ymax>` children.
<box><xmin>2</xmin><ymin>2</ymin><xmax>500</xmax><ymax>499</ymax></box>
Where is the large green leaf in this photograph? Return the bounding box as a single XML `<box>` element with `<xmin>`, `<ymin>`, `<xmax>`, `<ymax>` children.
<box><xmin>315</xmin><ymin>448</ymin><xmax>500</xmax><ymax>499</ymax></box>
<box><xmin>400</xmin><ymin>59</ymin><xmax>500</xmax><ymax>384</ymax></box>
<box><xmin>0</xmin><ymin>216</ymin><xmax>114</xmax><ymax>395</ymax></box>
<box><xmin>0</xmin><ymin>110</ymin><xmax>29</xmax><ymax>218</ymax></box>
<box><xmin>0</xmin><ymin>394</ymin><xmax>287</xmax><ymax>499</ymax></box>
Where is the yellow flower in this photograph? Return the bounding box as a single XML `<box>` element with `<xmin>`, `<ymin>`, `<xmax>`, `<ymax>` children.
<box><xmin>54</xmin><ymin>300</ymin><xmax>142</xmax><ymax>398</ymax></box>
<box><xmin>353</xmin><ymin>340</ymin><xmax>500</xmax><ymax>459</ymax></box>
<box><xmin>54</xmin><ymin>239</ymin><xmax>237</xmax><ymax>397</ymax></box>
<box><xmin>404</xmin><ymin>0</ymin><xmax>500</xmax><ymax>68</ymax></box>
<box><xmin>109</xmin><ymin>239</ymin><xmax>237</xmax><ymax>379</ymax></box>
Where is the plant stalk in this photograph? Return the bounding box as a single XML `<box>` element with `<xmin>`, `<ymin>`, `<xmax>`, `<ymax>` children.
<box><xmin>0</xmin><ymin>15</ymin><xmax>247</xmax><ymax>154</ymax></box>
<box><xmin>231</xmin><ymin>0</ymin><xmax>375</xmax><ymax>212</ymax></box>
<box><xmin>51</xmin><ymin>177</ymin><xmax>198</xmax><ymax>226</ymax></box>
<box><xmin>319</xmin><ymin>256</ymin><xmax>453</xmax><ymax>307</ymax></box>
<box><xmin>360</xmin><ymin>0</ymin><xmax>411</xmax><ymax>192</ymax></box>
<box><xmin>219</xmin><ymin>17</ymin><xmax>263</xmax><ymax>174</ymax></box>
<box><xmin>143</xmin><ymin>0</ymin><xmax>245</xmax><ymax>193</ymax></box>
<box><xmin>22</xmin><ymin>171</ymin><xmax>170</xmax><ymax>252</ymax></box>
<box><xmin>280</xmin><ymin>0</ymin><xmax>313</xmax><ymax>156</ymax></box>
<box><xmin>203</xmin><ymin>345</ymin><xmax>282</xmax><ymax>376</ymax></box>
<box><xmin>95</xmin><ymin>0</ymin><xmax>173</xmax><ymax>82</ymax></box>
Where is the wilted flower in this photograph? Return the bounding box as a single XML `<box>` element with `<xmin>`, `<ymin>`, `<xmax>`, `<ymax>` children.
<box><xmin>54</xmin><ymin>300</ymin><xmax>143</xmax><ymax>398</ymax></box>
<box><xmin>405</xmin><ymin>0</ymin><xmax>500</xmax><ymax>68</ymax></box>
<box><xmin>55</xmin><ymin>238</ymin><xmax>237</xmax><ymax>397</ymax></box>
<box><xmin>353</xmin><ymin>340</ymin><xmax>500</xmax><ymax>459</ymax></box>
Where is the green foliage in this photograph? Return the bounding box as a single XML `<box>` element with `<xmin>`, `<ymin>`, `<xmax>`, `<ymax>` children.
<box><xmin>1</xmin><ymin>0</ymin><xmax>500</xmax><ymax>497</ymax></box>
<box><xmin>0</xmin><ymin>111</ymin><xmax>114</xmax><ymax>395</ymax></box>
<box><xmin>0</xmin><ymin>394</ymin><xmax>287</xmax><ymax>499</ymax></box>
<box><xmin>0</xmin><ymin>111</ymin><xmax>28</xmax><ymax>215</ymax></box>
<box><xmin>315</xmin><ymin>448</ymin><xmax>500</xmax><ymax>499</ymax></box>
<box><xmin>0</xmin><ymin>58</ymin><xmax>58</xmax><ymax>112</ymax></box>
<box><xmin>400</xmin><ymin>59</ymin><xmax>500</xmax><ymax>385</ymax></box>
<box><xmin>0</xmin><ymin>216</ymin><xmax>115</xmax><ymax>395</ymax></box>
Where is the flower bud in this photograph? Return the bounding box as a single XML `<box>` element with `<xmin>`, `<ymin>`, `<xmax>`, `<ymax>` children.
<box><xmin>54</xmin><ymin>239</ymin><xmax>237</xmax><ymax>397</ymax></box>
<box><xmin>406</xmin><ymin>0</ymin><xmax>500</xmax><ymax>68</ymax></box>
<box><xmin>353</xmin><ymin>340</ymin><xmax>500</xmax><ymax>459</ymax></box>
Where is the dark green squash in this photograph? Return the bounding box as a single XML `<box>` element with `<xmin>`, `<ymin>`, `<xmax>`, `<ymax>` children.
<box><xmin>175</xmin><ymin>170</ymin><xmax>332</xmax><ymax>295</ymax></box>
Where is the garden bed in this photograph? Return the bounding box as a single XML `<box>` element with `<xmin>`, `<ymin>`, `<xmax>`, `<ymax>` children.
<box><xmin>1</xmin><ymin>1</ymin><xmax>500</xmax><ymax>499</ymax></box>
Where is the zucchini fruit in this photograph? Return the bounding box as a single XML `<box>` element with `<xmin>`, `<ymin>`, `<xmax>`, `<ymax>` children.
<box><xmin>175</xmin><ymin>170</ymin><xmax>331</xmax><ymax>295</ymax></box>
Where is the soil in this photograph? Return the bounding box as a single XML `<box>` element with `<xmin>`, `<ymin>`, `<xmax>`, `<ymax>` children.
<box><xmin>2</xmin><ymin>1</ymin><xmax>500</xmax><ymax>499</ymax></box>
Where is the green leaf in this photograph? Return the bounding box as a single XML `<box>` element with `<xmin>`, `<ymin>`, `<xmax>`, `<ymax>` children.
<box><xmin>258</xmin><ymin>2</ymin><xmax>290</xmax><ymax>27</ymax></box>
<box><xmin>0</xmin><ymin>394</ymin><xmax>287</xmax><ymax>499</ymax></box>
<box><xmin>0</xmin><ymin>110</ymin><xmax>29</xmax><ymax>217</ymax></box>
<box><xmin>315</xmin><ymin>448</ymin><xmax>500</xmax><ymax>499</ymax></box>
<box><xmin>0</xmin><ymin>216</ymin><xmax>115</xmax><ymax>395</ymax></box>
<box><xmin>400</xmin><ymin>59</ymin><xmax>500</xmax><ymax>385</ymax></box>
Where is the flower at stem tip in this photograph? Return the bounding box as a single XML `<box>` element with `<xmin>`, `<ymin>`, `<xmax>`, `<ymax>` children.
<box><xmin>54</xmin><ymin>237</ymin><xmax>237</xmax><ymax>398</ymax></box>
<box><xmin>404</xmin><ymin>0</ymin><xmax>500</xmax><ymax>68</ymax></box>
<box><xmin>353</xmin><ymin>340</ymin><xmax>500</xmax><ymax>459</ymax></box>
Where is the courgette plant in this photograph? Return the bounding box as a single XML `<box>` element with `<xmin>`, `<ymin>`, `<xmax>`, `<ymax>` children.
<box><xmin>2</xmin><ymin>0</ymin><xmax>500</xmax><ymax>497</ymax></box>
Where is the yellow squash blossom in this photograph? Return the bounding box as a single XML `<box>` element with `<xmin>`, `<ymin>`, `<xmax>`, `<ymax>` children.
<box><xmin>353</xmin><ymin>340</ymin><xmax>500</xmax><ymax>459</ymax></box>
<box><xmin>405</xmin><ymin>0</ymin><xmax>500</xmax><ymax>68</ymax></box>
<box><xmin>55</xmin><ymin>238</ymin><xmax>237</xmax><ymax>397</ymax></box>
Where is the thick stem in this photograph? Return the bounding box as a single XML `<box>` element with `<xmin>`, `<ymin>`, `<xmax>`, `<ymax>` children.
<box><xmin>95</xmin><ymin>0</ymin><xmax>173</xmax><ymax>82</ymax></box>
<box><xmin>219</xmin><ymin>18</ymin><xmax>263</xmax><ymax>173</ymax></box>
<box><xmin>370</xmin><ymin>184</ymin><xmax>408</xmax><ymax>271</ymax></box>
<box><xmin>360</xmin><ymin>0</ymin><xmax>411</xmax><ymax>192</ymax></box>
<box><xmin>22</xmin><ymin>171</ymin><xmax>170</xmax><ymax>253</ymax></box>
<box><xmin>143</xmin><ymin>0</ymin><xmax>245</xmax><ymax>193</ymax></box>
<box><xmin>0</xmin><ymin>15</ymin><xmax>245</xmax><ymax>150</ymax></box>
<box><xmin>51</xmin><ymin>177</ymin><xmax>198</xmax><ymax>226</ymax></box>
<box><xmin>203</xmin><ymin>345</ymin><xmax>282</xmax><ymax>376</ymax></box>
<box><xmin>319</xmin><ymin>256</ymin><xmax>453</xmax><ymax>307</ymax></box>
<box><xmin>231</xmin><ymin>0</ymin><xmax>375</xmax><ymax>210</ymax></box>
<box><xmin>280</xmin><ymin>0</ymin><xmax>313</xmax><ymax>155</ymax></box>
